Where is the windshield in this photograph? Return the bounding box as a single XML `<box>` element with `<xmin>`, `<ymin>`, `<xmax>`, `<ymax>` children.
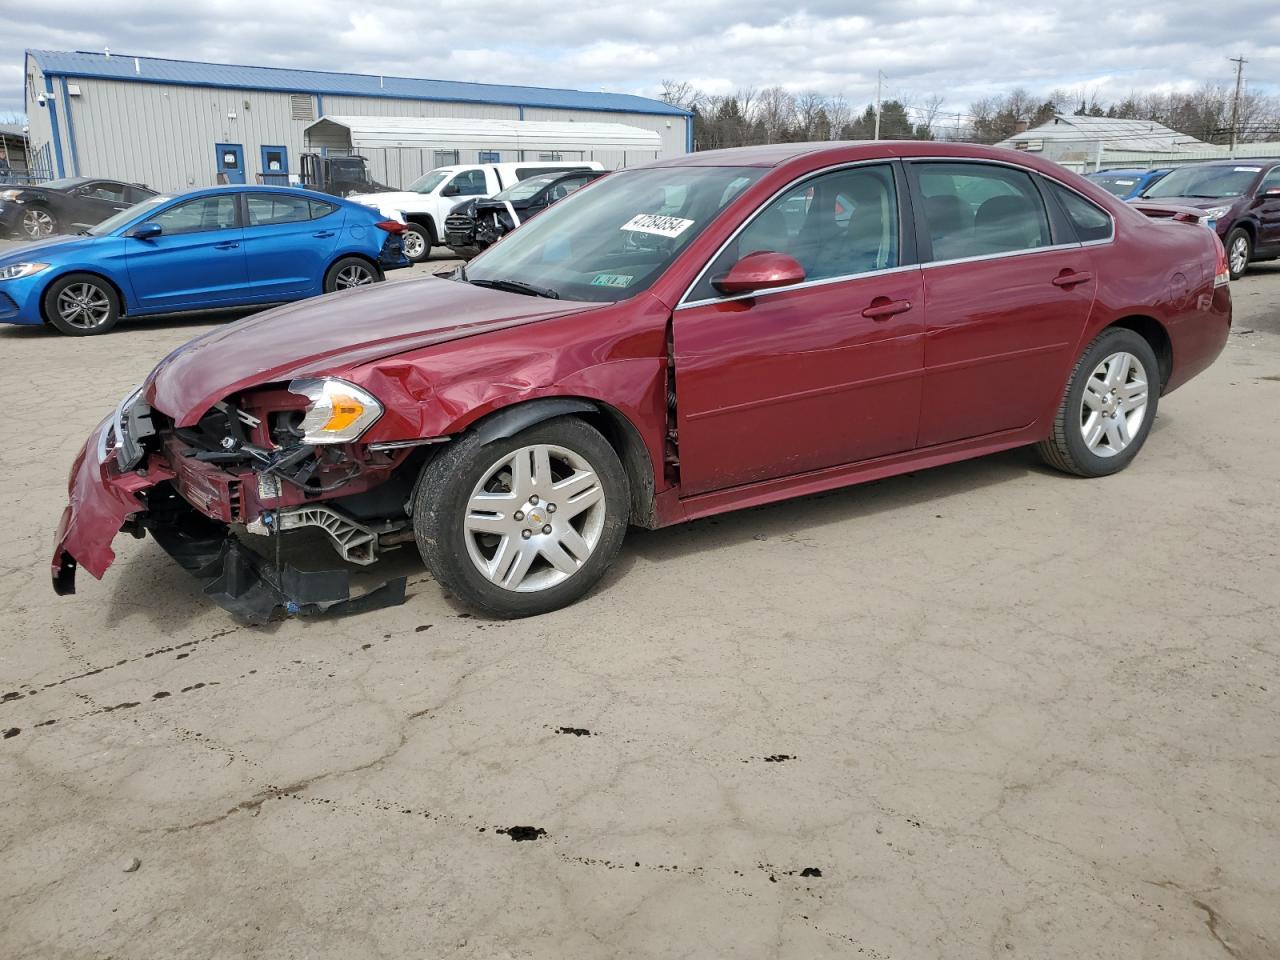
<box><xmin>464</xmin><ymin>166</ymin><xmax>764</xmax><ymax>303</ymax></box>
<box><xmin>1090</xmin><ymin>175</ymin><xmax>1141</xmax><ymax>197</ymax></box>
<box><xmin>494</xmin><ymin>174</ymin><xmax>561</xmax><ymax>203</ymax></box>
<box><xmin>88</xmin><ymin>195</ymin><xmax>171</xmax><ymax>236</ymax></box>
<box><xmin>1143</xmin><ymin>165</ymin><xmax>1261</xmax><ymax>199</ymax></box>
<box><xmin>406</xmin><ymin>170</ymin><xmax>451</xmax><ymax>194</ymax></box>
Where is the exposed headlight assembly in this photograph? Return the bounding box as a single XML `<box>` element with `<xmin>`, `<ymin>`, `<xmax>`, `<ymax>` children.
<box><xmin>0</xmin><ymin>262</ymin><xmax>50</xmax><ymax>281</ymax></box>
<box><xmin>1201</xmin><ymin>205</ymin><xmax>1232</xmax><ymax>222</ymax></box>
<box><xmin>0</xmin><ymin>189</ymin><xmax>22</xmax><ymax>202</ymax></box>
<box><xmin>288</xmin><ymin>378</ymin><xmax>382</xmax><ymax>444</ymax></box>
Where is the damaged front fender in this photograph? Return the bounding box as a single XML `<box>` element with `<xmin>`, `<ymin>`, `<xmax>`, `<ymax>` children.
<box><xmin>51</xmin><ymin>418</ymin><xmax>174</xmax><ymax>593</ymax></box>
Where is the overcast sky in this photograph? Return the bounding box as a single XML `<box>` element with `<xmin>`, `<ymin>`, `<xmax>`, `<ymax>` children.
<box><xmin>2</xmin><ymin>1</ymin><xmax>1277</xmax><ymax>121</ymax></box>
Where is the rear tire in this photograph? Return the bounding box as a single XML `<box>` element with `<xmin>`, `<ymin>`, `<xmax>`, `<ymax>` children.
<box><xmin>402</xmin><ymin>224</ymin><xmax>432</xmax><ymax>263</ymax></box>
<box><xmin>323</xmin><ymin>256</ymin><xmax>381</xmax><ymax>292</ymax></box>
<box><xmin>413</xmin><ymin>416</ymin><xmax>629</xmax><ymax>618</ymax></box>
<box><xmin>1036</xmin><ymin>327</ymin><xmax>1159</xmax><ymax>477</ymax></box>
<box><xmin>43</xmin><ymin>273</ymin><xmax>121</xmax><ymax>336</ymax></box>
<box><xmin>1225</xmin><ymin>227</ymin><xmax>1252</xmax><ymax>280</ymax></box>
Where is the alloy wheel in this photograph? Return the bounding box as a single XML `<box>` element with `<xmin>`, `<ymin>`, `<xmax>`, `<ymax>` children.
<box><xmin>55</xmin><ymin>282</ymin><xmax>112</xmax><ymax>330</ymax></box>
<box><xmin>335</xmin><ymin>264</ymin><xmax>375</xmax><ymax>288</ymax></box>
<box><xmin>22</xmin><ymin>209</ymin><xmax>54</xmax><ymax>239</ymax></box>
<box><xmin>463</xmin><ymin>443</ymin><xmax>606</xmax><ymax>593</ymax></box>
<box><xmin>1080</xmin><ymin>351</ymin><xmax>1149</xmax><ymax>458</ymax></box>
<box><xmin>1229</xmin><ymin>235</ymin><xmax>1249</xmax><ymax>276</ymax></box>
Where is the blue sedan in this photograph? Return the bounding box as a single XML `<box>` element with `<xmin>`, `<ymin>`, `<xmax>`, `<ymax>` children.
<box><xmin>0</xmin><ymin>185</ymin><xmax>408</xmax><ymax>335</ymax></box>
<box><xmin>1084</xmin><ymin>168</ymin><xmax>1172</xmax><ymax>201</ymax></box>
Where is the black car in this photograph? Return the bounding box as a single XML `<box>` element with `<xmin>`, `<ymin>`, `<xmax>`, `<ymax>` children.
<box><xmin>444</xmin><ymin>170</ymin><xmax>604</xmax><ymax>255</ymax></box>
<box><xmin>0</xmin><ymin>177</ymin><xmax>157</xmax><ymax>239</ymax></box>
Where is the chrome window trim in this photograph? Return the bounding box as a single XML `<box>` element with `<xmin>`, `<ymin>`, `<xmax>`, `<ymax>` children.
<box><xmin>676</xmin><ymin>158</ymin><xmax>903</xmax><ymax>309</ymax></box>
<box><xmin>676</xmin><ymin>155</ymin><xmax>1115</xmax><ymax>311</ymax></box>
<box><xmin>679</xmin><ymin>262</ymin><xmax>920</xmax><ymax>310</ymax></box>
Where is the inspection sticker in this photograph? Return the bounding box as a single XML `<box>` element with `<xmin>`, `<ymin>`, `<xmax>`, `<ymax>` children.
<box><xmin>621</xmin><ymin>213</ymin><xmax>695</xmax><ymax>238</ymax></box>
<box><xmin>591</xmin><ymin>273</ymin><xmax>634</xmax><ymax>288</ymax></box>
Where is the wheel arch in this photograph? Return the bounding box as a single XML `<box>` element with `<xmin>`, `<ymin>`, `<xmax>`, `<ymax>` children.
<box><xmin>325</xmin><ymin>251</ymin><xmax>382</xmax><ymax>282</ymax></box>
<box><xmin>1229</xmin><ymin>219</ymin><xmax>1256</xmax><ymax>242</ymax></box>
<box><xmin>464</xmin><ymin>396</ymin><xmax>658</xmax><ymax>528</ymax></box>
<box><xmin>403</xmin><ymin>214</ymin><xmax>438</xmax><ymax>243</ymax></box>
<box><xmin>1107</xmin><ymin>315</ymin><xmax>1172</xmax><ymax>390</ymax></box>
<box><xmin>38</xmin><ymin>269</ymin><xmax>129</xmax><ymax>324</ymax></box>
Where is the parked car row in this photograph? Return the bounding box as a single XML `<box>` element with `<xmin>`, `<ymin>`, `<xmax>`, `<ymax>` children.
<box><xmin>47</xmin><ymin>141</ymin><xmax>1230</xmax><ymax>622</ymax></box>
<box><xmin>1088</xmin><ymin>157</ymin><xmax>1280</xmax><ymax>278</ymax></box>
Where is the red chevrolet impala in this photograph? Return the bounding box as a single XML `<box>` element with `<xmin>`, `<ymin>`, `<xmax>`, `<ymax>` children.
<box><xmin>53</xmin><ymin>142</ymin><xmax>1231</xmax><ymax>621</ymax></box>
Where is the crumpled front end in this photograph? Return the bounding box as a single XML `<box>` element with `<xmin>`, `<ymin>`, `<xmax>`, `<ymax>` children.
<box><xmin>52</xmin><ymin>388</ymin><xmax>412</xmax><ymax>624</ymax></box>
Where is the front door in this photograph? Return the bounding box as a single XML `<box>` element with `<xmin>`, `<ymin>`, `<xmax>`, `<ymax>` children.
<box><xmin>67</xmin><ymin>180</ymin><xmax>131</xmax><ymax>229</ymax></box>
<box><xmin>674</xmin><ymin>162</ymin><xmax>925</xmax><ymax>496</ymax></box>
<box><xmin>907</xmin><ymin>160</ymin><xmax>1095</xmax><ymax>447</ymax></box>
<box><xmin>216</xmin><ymin>143</ymin><xmax>246</xmax><ymax>185</ymax></box>
<box><xmin>124</xmin><ymin>193</ymin><xmax>248</xmax><ymax>310</ymax></box>
<box><xmin>1254</xmin><ymin>166</ymin><xmax>1280</xmax><ymax>249</ymax></box>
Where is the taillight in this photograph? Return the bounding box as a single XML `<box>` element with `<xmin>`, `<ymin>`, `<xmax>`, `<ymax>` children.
<box><xmin>1214</xmin><ymin>237</ymin><xmax>1230</xmax><ymax>287</ymax></box>
<box><xmin>375</xmin><ymin>220</ymin><xmax>405</xmax><ymax>234</ymax></box>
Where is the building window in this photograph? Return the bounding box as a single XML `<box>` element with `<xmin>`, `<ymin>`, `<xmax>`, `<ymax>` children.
<box><xmin>290</xmin><ymin>94</ymin><xmax>314</xmax><ymax>121</ymax></box>
<box><xmin>433</xmin><ymin>150</ymin><xmax>460</xmax><ymax>168</ymax></box>
<box><xmin>538</xmin><ymin>153</ymin><xmax>564</xmax><ymax>161</ymax></box>
<box><xmin>479</xmin><ymin>151</ymin><xmax>501</xmax><ymax>163</ymax></box>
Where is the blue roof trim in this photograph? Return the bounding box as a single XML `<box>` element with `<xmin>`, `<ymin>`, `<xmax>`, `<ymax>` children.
<box><xmin>28</xmin><ymin>49</ymin><xmax>691</xmax><ymax>118</ymax></box>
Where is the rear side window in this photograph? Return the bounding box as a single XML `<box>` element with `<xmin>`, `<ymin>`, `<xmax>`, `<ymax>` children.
<box><xmin>916</xmin><ymin>162</ymin><xmax>1050</xmax><ymax>262</ymax></box>
<box><xmin>246</xmin><ymin>193</ymin><xmax>312</xmax><ymax>226</ymax></box>
<box><xmin>1047</xmin><ymin>182</ymin><xmax>1113</xmax><ymax>242</ymax></box>
<box><xmin>309</xmin><ymin>199</ymin><xmax>339</xmax><ymax>219</ymax></box>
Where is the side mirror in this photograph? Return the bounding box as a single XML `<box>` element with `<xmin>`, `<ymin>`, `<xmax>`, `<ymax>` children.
<box><xmin>132</xmin><ymin>222</ymin><xmax>162</xmax><ymax>241</ymax></box>
<box><xmin>441</xmin><ymin>184</ymin><xmax>461</xmax><ymax>197</ymax></box>
<box><xmin>1262</xmin><ymin>187</ymin><xmax>1280</xmax><ymax>198</ymax></box>
<box><xmin>712</xmin><ymin>251</ymin><xmax>806</xmax><ymax>296</ymax></box>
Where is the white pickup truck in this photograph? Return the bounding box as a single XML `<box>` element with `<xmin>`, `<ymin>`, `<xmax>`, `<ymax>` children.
<box><xmin>349</xmin><ymin>161</ymin><xmax>603</xmax><ymax>263</ymax></box>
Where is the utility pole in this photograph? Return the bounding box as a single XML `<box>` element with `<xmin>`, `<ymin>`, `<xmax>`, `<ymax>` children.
<box><xmin>1229</xmin><ymin>55</ymin><xmax>1247</xmax><ymax>157</ymax></box>
<box><xmin>874</xmin><ymin>71</ymin><xmax>885</xmax><ymax>140</ymax></box>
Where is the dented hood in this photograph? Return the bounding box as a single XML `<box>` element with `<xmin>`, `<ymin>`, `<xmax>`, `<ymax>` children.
<box><xmin>145</xmin><ymin>276</ymin><xmax>597</xmax><ymax>426</ymax></box>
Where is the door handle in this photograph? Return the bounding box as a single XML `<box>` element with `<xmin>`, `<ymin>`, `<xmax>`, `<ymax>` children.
<box><xmin>1052</xmin><ymin>270</ymin><xmax>1092</xmax><ymax>288</ymax></box>
<box><xmin>862</xmin><ymin>298</ymin><xmax>912</xmax><ymax>321</ymax></box>
<box><xmin>214</xmin><ymin>241</ymin><xmax>240</xmax><ymax>250</ymax></box>
<box><xmin>312</xmin><ymin>230</ymin><xmax>336</xmax><ymax>238</ymax></box>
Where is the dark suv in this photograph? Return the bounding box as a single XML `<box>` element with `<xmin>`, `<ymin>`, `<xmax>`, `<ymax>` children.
<box><xmin>1139</xmin><ymin>158</ymin><xmax>1280</xmax><ymax>278</ymax></box>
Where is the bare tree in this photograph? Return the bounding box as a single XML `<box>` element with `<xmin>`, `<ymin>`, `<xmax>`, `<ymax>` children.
<box><xmin>756</xmin><ymin>86</ymin><xmax>796</xmax><ymax>144</ymax></box>
<box><xmin>825</xmin><ymin>95</ymin><xmax>852</xmax><ymax>140</ymax></box>
<box><xmin>659</xmin><ymin>80</ymin><xmax>701</xmax><ymax>111</ymax></box>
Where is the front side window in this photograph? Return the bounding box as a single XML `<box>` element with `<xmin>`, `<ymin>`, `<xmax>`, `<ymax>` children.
<box><xmin>1258</xmin><ymin>166</ymin><xmax>1280</xmax><ymax>193</ymax></box>
<box><xmin>916</xmin><ymin>162</ymin><xmax>1051</xmax><ymax>261</ymax></box>
<box><xmin>494</xmin><ymin>174</ymin><xmax>562</xmax><ymax>203</ymax></box>
<box><xmin>691</xmin><ymin>164</ymin><xmax>899</xmax><ymax>301</ymax></box>
<box><xmin>147</xmin><ymin>195</ymin><xmax>239</xmax><ymax>235</ymax></box>
<box><xmin>1047</xmin><ymin>182</ymin><xmax>1113</xmax><ymax>242</ymax></box>
<box><xmin>548</xmin><ymin>175</ymin><xmax>593</xmax><ymax>202</ymax></box>
<box><xmin>82</xmin><ymin>181</ymin><xmax>128</xmax><ymax>202</ymax></box>
<box><xmin>246</xmin><ymin>193</ymin><xmax>312</xmax><ymax>226</ymax></box>
<box><xmin>465</xmin><ymin>165</ymin><xmax>763</xmax><ymax>303</ymax></box>
<box><xmin>451</xmin><ymin>170</ymin><xmax>488</xmax><ymax>196</ymax></box>
<box><xmin>89</xmin><ymin>195</ymin><xmax>170</xmax><ymax>236</ymax></box>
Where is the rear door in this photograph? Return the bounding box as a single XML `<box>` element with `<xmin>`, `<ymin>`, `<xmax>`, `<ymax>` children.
<box><xmin>906</xmin><ymin>160</ymin><xmax>1096</xmax><ymax>447</ymax></box>
<box><xmin>68</xmin><ymin>180</ymin><xmax>131</xmax><ymax>228</ymax></box>
<box><xmin>674</xmin><ymin>162</ymin><xmax>925</xmax><ymax>496</ymax></box>
<box><xmin>241</xmin><ymin>192</ymin><xmax>342</xmax><ymax>299</ymax></box>
<box><xmin>124</xmin><ymin>193</ymin><xmax>248</xmax><ymax>310</ymax></box>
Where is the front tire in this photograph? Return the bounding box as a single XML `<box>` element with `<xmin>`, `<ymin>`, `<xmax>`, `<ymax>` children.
<box><xmin>413</xmin><ymin>416</ymin><xmax>630</xmax><ymax>618</ymax></box>
<box><xmin>323</xmin><ymin>256</ymin><xmax>381</xmax><ymax>292</ymax></box>
<box><xmin>22</xmin><ymin>206</ymin><xmax>56</xmax><ymax>240</ymax></box>
<box><xmin>401</xmin><ymin>224</ymin><xmax>432</xmax><ymax>264</ymax></box>
<box><xmin>1036</xmin><ymin>327</ymin><xmax>1159</xmax><ymax>477</ymax></box>
<box><xmin>43</xmin><ymin>273</ymin><xmax>121</xmax><ymax>336</ymax></box>
<box><xmin>1225</xmin><ymin>227</ymin><xmax>1252</xmax><ymax>280</ymax></box>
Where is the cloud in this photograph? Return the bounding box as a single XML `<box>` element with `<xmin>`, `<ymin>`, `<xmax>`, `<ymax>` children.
<box><xmin>1</xmin><ymin>0</ymin><xmax>1276</xmax><ymax>119</ymax></box>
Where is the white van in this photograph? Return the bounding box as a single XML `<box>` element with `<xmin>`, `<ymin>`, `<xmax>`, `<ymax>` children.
<box><xmin>350</xmin><ymin>161</ymin><xmax>604</xmax><ymax>262</ymax></box>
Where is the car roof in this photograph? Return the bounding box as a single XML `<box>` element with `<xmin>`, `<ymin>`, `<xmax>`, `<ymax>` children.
<box><xmin>642</xmin><ymin>140</ymin><xmax>1072</xmax><ymax>171</ymax></box>
<box><xmin>1090</xmin><ymin>168</ymin><xmax>1169</xmax><ymax>176</ymax></box>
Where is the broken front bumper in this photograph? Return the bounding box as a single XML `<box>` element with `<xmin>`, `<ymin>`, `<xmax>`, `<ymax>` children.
<box><xmin>51</xmin><ymin>417</ymin><xmax>407</xmax><ymax>624</ymax></box>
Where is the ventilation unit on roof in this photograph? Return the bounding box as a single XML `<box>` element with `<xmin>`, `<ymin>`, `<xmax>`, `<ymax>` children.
<box><xmin>291</xmin><ymin>94</ymin><xmax>314</xmax><ymax>121</ymax></box>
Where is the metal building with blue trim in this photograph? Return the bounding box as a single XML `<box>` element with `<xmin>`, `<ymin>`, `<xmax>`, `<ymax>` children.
<box><xmin>22</xmin><ymin>49</ymin><xmax>693</xmax><ymax>191</ymax></box>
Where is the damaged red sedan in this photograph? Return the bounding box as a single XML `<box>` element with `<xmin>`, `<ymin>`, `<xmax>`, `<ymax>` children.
<box><xmin>53</xmin><ymin>142</ymin><xmax>1231</xmax><ymax>621</ymax></box>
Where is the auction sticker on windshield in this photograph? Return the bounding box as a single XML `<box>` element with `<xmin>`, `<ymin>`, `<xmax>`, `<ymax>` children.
<box><xmin>621</xmin><ymin>214</ymin><xmax>695</xmax><ymax>238</ymax></box>
<box><xmin>591</xmin><ymin>273</ymin><xmax>634</xmax><ymax>288</ymax></box>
